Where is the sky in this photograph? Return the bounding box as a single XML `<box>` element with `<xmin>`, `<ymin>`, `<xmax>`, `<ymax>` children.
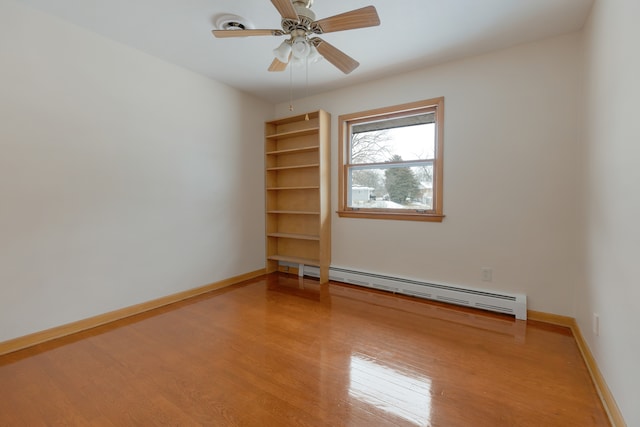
<box><xmin>386</xmin><ymin>123</ymin><xmax>435</xmax><ymax>161</ymax></box>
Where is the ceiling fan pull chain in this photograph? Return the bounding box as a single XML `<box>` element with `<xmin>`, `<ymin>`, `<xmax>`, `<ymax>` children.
<box><xmin>289</xmin><ymin>62</ymin><xmax>294</xmax><ymax>112</ymax></box>
<box><xmin>305</xmin><ymin>56</ymin><xmax>310</xmax><ymax>120</ymax></box>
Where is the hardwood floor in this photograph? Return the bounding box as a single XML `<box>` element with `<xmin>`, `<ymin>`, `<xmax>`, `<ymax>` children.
<box><xmin>0</xmin><ymin>273</ymin><xmax>609</xmax><ymax>426</ymax></box>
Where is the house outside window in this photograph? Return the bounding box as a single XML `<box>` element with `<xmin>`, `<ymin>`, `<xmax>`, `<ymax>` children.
<box><xmin>338</xmin><ymin>97</ymin><xmax>445</xmax><ymax>222</ymax></box>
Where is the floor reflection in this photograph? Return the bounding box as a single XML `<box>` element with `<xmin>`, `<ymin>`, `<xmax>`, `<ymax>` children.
<box><xmin>266</xmin><ymin>273</ymin><xmax>330</xmax><ymax>302</ymax></box>
<box><xmin>330</xmin><ymin>283</ymin><xmax>526</xmax><ymax>342</ymax></box>
<box><xmin>349</xmin><ymin>353</ymin><xmax>432</xmax><ymax>426</ymax></box>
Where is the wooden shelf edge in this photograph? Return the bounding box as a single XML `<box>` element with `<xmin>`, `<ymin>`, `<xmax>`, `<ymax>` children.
<box><xmin>267</xmin><ymin>255</ymin><xmax>320</xmax><ymax>266</ymax></box>
<box><xmin>265</xmin><ymin>127</ymin><xmax>320</xmax><ymax>140</ymax></box>
<box><xmin>266</xmin><ymin>186</ymin><xmax>320</xmax><ymax>191</ymax></box>
<box><xmin>267</xmin><ymin>211</ymin><xmax>320</xmax><ymax>215</ymax></box>
<box><xmin>266</xmin><ymin>146</ymin><xmax>319</xmax><ymax>155</ymax></box>
<box><xmin>266</xmin><ymin>163</ymin><xmax>319</xmax><ymax>171</ymax></box>
<box><xmin>267</xmin><ymin>233</ymin><xmax>320</xmax><ymax>241</ymax></box>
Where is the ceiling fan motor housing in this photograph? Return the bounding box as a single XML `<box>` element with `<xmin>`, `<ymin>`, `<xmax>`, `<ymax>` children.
<box><xmin>282</xmin><ymin>0</ymin><xmax>316</xmax><ymax>35</ymax></box>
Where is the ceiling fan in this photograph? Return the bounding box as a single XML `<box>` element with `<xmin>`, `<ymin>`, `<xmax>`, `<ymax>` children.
<box><xmin>211</xmin><ymin>0</ymin><xmax>380</xmax><ymax>74</ymax></box>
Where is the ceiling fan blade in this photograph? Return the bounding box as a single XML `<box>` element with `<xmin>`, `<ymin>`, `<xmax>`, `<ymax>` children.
<box><xmin>211</xmin><ymin>29</ymin><xmax>281</xmax><ymax>38</ymax></box>
<box><xmin>315</xmin><ymin>6</ymin><xmax>380</xmax><ymax>34</ymax></box>
<box><xmin>271</xmin><ymin>0</ymin><xmax>299</xmax><ymax>20</ymax></box>
<box><xmin>315</xmin><ymin>39</ymin><xmax>359</xmax><ymax>74</ymax></box>
<box><xmin>268</xmin><ymin>57</ymin><xmax>289</xmax><ymax>72</ymax></box>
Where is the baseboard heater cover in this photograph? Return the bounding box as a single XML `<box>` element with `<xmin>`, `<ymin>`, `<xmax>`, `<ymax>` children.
<box><xmin>302</xmin><ymin>265</ymin><xmax>527</xmax><ymax>320</ymax></box>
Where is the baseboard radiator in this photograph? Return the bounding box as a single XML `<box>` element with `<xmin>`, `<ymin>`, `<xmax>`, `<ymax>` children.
<box><xmin>303</xmin><ymin>265</ymin><xmax>527</xmax><ymax>320</ymax></box>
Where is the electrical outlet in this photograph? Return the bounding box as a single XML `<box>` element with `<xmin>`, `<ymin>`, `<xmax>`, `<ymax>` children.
<box><xmin>593</xmin><ymin>313</ymin><xmax>600</xmax><ymax>336</ymax></box>
<box><xmin>481</xmin><ymin>268</ymin><xmax>492</xmax><ymax>282</ymax></box>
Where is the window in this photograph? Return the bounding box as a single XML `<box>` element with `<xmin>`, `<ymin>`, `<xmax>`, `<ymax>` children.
<box><xmin>338</xmin><ymin>97</ymin><xmax>444</xmax><ymax>222</ymax></box>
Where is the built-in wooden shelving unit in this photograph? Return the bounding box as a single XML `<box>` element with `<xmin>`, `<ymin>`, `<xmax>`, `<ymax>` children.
<box><xmin>265</xmin><ymin>110</ymin><xmax>331</xmax><ymax>283</ymax></box>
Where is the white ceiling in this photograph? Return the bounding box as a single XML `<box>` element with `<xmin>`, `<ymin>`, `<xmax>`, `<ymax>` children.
<box><xmin>16</xmin><ymin>0</ymin><xmax>594</xmax><ymax>103</ymax></box>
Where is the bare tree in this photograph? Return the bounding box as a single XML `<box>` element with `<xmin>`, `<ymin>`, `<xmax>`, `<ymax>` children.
<box><xmin>415</xmin><ymin>164</ymin><xmax>433</xmax><ymax>183</ymax></box>
<box><xmin>350</xmin><ymin>130</ymin><xmax>391</xmax><ymax>164</ymax></box>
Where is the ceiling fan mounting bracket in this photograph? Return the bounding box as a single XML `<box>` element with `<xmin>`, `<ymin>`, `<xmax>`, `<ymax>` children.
<box><xmin>292</xmin><ymin>0</ymin><xmax>313</xmax><ymax>9</ymax></box>
<box><xmin>214</xmin><ymin>14</ymin><xmax>256</xmax><ymax>31</ymax></box>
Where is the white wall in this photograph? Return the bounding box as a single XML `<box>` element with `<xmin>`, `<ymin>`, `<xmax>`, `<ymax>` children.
<box><xmin>581</xmin><ymin>0</ymin><xmax>640</xmax><ymax>424</ymax></box>
<box><xmin>277</xmin><ymin>34</ymin><xmax>584</xmax><ymax>315</ymax></box>
<box><xmin>0</xmin><ymin>1</ymin><xmax>271</xmax><ymax>342</ymax></box>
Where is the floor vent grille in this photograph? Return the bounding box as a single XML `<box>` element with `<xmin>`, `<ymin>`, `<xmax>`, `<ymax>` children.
<box><xmin>303</xmin><ymin>265</ymin><xmax>527</xmax><ymax>319</ymax></box>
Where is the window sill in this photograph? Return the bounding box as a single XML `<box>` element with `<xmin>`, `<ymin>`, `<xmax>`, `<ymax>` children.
<box><xmin>337</xmin><ymin>210</ymin><xmax>445</xmax><ymax>222</ymax></box>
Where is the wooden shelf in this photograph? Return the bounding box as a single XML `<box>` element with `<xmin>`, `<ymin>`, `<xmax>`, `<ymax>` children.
<box><xmin>267</xmin><ymin>232</ymin><xmax>320</xmax><ymax>241</ymax></box>
<box><xmin>267</xmin><ymin>210</ymin><xmax>320</xmax><ymax>215</ymax></box>
<box><xmin>266</xmin><ymin>186</ymin><xmax>320</xmax><ymax>191</ymax></box>
<box><xmin>266</xmin><ymin>146</ymin><xmax>319</xmax><ymax>156</ymax></box>
<box><xmin>265</xmin><ymin>127</ymin><xmax>320</xmax><ymax>140</ymax></box>
<box><xmin>267</xmin><ymin>255</ymin><xmax>321</xmax><ymax>267</ymax></box>
<box><xmin>266</xmin><ymin>164</ymin><xmax>319</xmax><ymax>171</ymax></box>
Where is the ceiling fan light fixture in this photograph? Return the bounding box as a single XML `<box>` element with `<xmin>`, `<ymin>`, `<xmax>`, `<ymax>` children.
<box><xmin>273</xmin><ymin>40</ymin><xmax>292</xmax><ymax>63</ymax></box>
<box><xmin>307</xmin><ymin>44</ymin><xmax>323</xmax><ymax>63</ymax></box>
<box><xmin>291</xmin><ymin>37</ymin><xmax>311</xmax><ymax>59</ymax></box>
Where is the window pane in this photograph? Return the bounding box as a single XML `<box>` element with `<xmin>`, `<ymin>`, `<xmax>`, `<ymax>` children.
<box><xmin>351</xmin><ymin>123</ymin><xmax>435</xmax><ymax>164</ymax></box>
<box><xmin>347</xmin><ymin>163</ymin><xmax>434</xmax><ymax>210</ymax></box>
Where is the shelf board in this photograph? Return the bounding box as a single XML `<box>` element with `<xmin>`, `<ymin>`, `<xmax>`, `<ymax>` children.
<box><xmin>266</xmin><ymin>163</ymin><xmax>319</xmax><ymax>171</ymax></box>
<box><xmin>267</xmin><ymin>210</ymin><xmax>320</xmax><ymax>215</ymax></box>
<box><xmin>267</xmin><ymin>255</ymin><xmax>320</xmax><ymax>266</ymax></box>
<box><xmin>266</xmin><ymin>146</ymin><xmax>319</xmax><ymax>156</ymax></box>
<box><xmin>265</xmin><ymin>127</ymin><xmax>319</xmax><ymax>140</ymax></box>
<box><xmin>266</xmin><ymin>186</ymin><xmax>319</xmax><ymax>191</ymax></box>
<box><xmin>267</xmin><ymin>232</ymin><xmax>320</xmax><ymax>241</ymax></box>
